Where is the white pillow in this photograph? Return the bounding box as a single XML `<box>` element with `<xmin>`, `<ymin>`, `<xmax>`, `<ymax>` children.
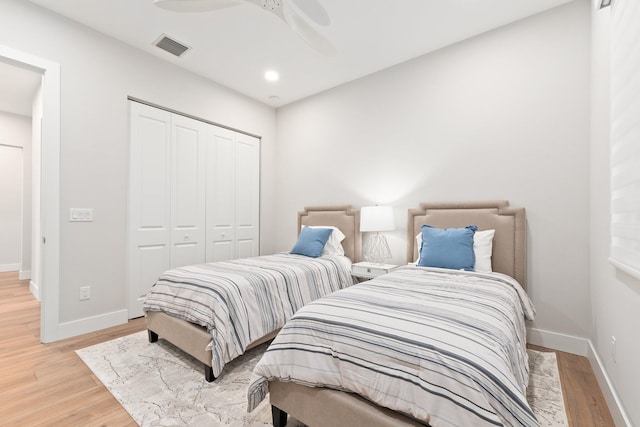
<box><xmin>472</xmin><ymin>229</ymin><xmax>495</xmax><ymax>273</ymax></box>
<box><xmin>302</xmin><ymin>225</ymin><xmax>346</xmax><ymax>256</ymax></box>
<box><xmin>415</xmin><ymin>229</ymin><xmax>495</xmax><ymax>272</ymax></box>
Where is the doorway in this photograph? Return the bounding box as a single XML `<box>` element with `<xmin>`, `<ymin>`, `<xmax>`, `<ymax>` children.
<box><xmin>0</xmin><ymin>46</ymin><xmax>61</xmax><ymax>343</ymax></box>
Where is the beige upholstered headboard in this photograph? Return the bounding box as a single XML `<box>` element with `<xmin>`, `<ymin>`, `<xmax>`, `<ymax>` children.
<box><xmin>298</xmin><ymin>205</ymin><xmax>362</xmax><ymax>262</ymax></box>
<box><xmin>407</xmin><ymin>201</ymin><xmax>526</xmax><ymax>288</ymax></box>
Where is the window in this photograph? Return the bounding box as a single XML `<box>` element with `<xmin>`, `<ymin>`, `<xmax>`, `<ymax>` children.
<box><xmin>609</xmin><ymin>0</ymin><xmax>640</xmax><ymax>280</ymax></box>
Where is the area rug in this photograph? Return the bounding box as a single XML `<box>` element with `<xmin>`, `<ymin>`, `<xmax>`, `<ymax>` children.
<box><xmin>77</xmin><ymin>331</ymin><xmax>568</xmax><ymax>426</ymax></box>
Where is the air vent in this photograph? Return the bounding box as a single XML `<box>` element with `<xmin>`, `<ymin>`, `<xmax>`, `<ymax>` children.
<box><xmin>154</xmin><ymin>34</ymin><xmax>190</xmax><ymax>57</ymax></box>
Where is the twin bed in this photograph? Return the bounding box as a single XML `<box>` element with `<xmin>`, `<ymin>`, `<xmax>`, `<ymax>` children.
<box><xmin>143</xmin><ymin>205</ymin><xmax>361</xmax><ymax>381</ymax></box>
<box><xmin>250</xmin><ymin>200</ymin><xmax>535</xmax><ymax>427</ymax></box>
<box><xmin>143</xmin><ymin>201</ymin><xmax>535</xmax><ymax>427</ymax></box>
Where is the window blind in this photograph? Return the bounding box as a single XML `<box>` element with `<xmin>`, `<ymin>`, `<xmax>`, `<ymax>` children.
<box><xmin>609</xmin><ymin>0</ymin><xmax>640</xmax><ymax>279</ymax></box>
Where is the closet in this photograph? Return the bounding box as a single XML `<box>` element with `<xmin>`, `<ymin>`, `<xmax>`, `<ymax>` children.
<box><xmin>127</xmin><ymin>101</ymin><xmax>259</xmax><ymax>317</ymax></box>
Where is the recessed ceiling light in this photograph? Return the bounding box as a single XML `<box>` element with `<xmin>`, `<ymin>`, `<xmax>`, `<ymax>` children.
<box><xmin>264</xmin><ymin>70</ymin><xmax>279</xmax><ymax>82</ymax></box>
<box><xmin>269</xmin><ymin>95</ymin><xmax>280</xmax><ymax>101</ymax></box>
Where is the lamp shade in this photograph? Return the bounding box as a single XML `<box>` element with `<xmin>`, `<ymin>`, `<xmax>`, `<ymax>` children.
<box><xmin>360</xmin><ymin>206</ymin><xmax>395</xmax><ymax>232</ymax></box>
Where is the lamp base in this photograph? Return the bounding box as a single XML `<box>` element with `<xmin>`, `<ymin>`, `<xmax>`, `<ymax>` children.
<box><xmin>363</xmin><ymin>234</ymin><xmax>391</xmax><ymax>265</ymax></box>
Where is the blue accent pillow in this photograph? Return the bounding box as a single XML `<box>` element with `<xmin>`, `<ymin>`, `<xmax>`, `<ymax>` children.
<box><xmin>418</xmin><ymin>224</ymin><xmax>478</xmax><ymax>271</ymax></box>
<box><xmin>291</xmin><ymin>226</ymin><xmax>334</xmax><ymax>258</ymax></box>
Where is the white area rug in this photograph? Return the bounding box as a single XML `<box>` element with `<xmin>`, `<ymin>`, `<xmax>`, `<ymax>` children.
<box><xmin>77</xmin><ymin>331</ymin><xmax>568</xmax><ymax>426</ymax></box>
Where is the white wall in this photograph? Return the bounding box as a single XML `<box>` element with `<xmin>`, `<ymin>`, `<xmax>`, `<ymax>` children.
<box><xmin>276</xmin><ymin>1</ymin><xmax>592</xmax><ymax>342</ymax></box>
<box><xmin>0</xmin><ymin>145</ymin><xmax>23</xmax><ymax>270</ymax></box>
<box><xmin>590</xmin><ymin>2</ymin><xmax>638</xmax><ymax>426</ymax></box>
<box><xmin>0</xmin><ymin>0</ymin><xmax>276</xmax><ymax>334</ymax></box>
<box><xmin>0</xmin><ymin>112</ymin><xmax>31</xmax><ymax>273</ymax></box>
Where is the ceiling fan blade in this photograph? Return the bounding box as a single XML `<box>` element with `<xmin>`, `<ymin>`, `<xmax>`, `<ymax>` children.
<box><xmin>281</xmin><ymin>2</ymin><xmax>336</xmax><ymax>56</ymax></box>
<box><xmin>154</xmin><ymin>0</ymin><xmax>241</xmax><ymax>13</ymax></box>
<box><xmin>289</xmin><ymin>0</ymin><xmax>330</xmax><ymax>26</ymax></box>
<box><xmin>244</xmin><ymin>0</ymin><xmax>335</xmax><ymax>56</ymax></box>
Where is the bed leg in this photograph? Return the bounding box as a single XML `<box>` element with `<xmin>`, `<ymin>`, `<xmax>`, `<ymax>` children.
<box><xmin>148</xmin><ymin>330</ymin><xmax>158</xmax><ymax>343</ymax></box>
<box><xmin>204</xmin><ymin>365</ymin><xmax>215</xmax><ymax>382</ymax></box>
<box><xmin>271</xmin><ymin>405</ymin><xmax>287</xmax><ymax>427</ymax></box>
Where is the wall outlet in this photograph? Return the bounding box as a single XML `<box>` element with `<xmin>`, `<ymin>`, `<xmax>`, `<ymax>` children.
<box><xmin>80</xmin><ymin>286</ymin><xmax>91</xmax><ymax>301</ymax></box>
<box><xmin>611</xmin><ymin>336</ymin><xmax>617</xmax><ymax>363</ymax></box>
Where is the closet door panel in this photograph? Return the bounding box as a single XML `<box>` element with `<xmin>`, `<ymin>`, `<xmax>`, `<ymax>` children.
<box><xmin>170</xmin><ymin>114</ymin><xmax>206</xmax><ymax>268</ymax></box>
<box><xmin>235</xmin><ymin>134</ymin><xmax>260</xmax><ymax>257</ymax></box>
<box><xmin>206</xmin><ymin>128</ymin><xmax>236</xmax><ymax>262</ymax></box>
<box><xmin>128</xmin><ymin>102</ymin><xmax>171</xmax><ymax>318</ymax></box>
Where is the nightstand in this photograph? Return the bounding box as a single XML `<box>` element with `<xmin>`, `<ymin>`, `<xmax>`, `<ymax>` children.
<box><xmin>352</xmin><ymin>261</ymin><xmax>398</xmax><ymax>280</ymax></box>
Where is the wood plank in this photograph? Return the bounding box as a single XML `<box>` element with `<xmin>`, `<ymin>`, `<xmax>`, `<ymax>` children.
<box><xmin>0</xmin><ymin>271</ymin><xmax>143</xmax><ymax>426</ymax></box>
<box><xmin>527</xmin><ymin>344</ymin><xmax>615</xmax><ymax>426</ymax></box>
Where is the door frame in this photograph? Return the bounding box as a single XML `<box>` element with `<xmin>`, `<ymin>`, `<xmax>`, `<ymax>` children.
<box><xmin>0</xmin><ymin>45</ymin><xmax>61</xmax><ymax>343</ymax></box>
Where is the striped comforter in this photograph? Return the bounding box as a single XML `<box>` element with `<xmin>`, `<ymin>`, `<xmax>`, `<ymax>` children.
<box><xmin>247</xmin><ymin>266</ymin><xmax>538</xmax><ymax>427</ymax></box>
<box><xmin>143</xmin><ymin>253</ymin><xmax>354</xmax><ymax>377</ymax></box>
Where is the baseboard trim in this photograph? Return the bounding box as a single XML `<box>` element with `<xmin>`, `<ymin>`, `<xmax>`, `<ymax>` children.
<box><xmin>587</xmin><ymin>342</ymin><xmax>632</xmax><ymax>427</ymax></box>
<box><xmin>58</xmin><ymin>309</ymin><xmax>129</xmax><ymax>341</ymax></box>
<box><xmin>0</xmin><ymin>263</ymin><xmax>21</xmax><ymax>273</ymax></box>
<box><xmin>527</xmin><ymin>328</ymin><xmax>631</xmax><ymax>426</ymax></box>
<box><xmin>29</xmin><ymin>280</ymin><xmax>40</xmax><ymax>301</ymax></box>
<box><xmin>526</xmin><ymin>327</ymin><xmax>589</xmax><ymax>356</ymax></box>
<box><xmin>19</xmin><ymin>270</ymin><xmax>31</xmax><ymax>280</ymax></box>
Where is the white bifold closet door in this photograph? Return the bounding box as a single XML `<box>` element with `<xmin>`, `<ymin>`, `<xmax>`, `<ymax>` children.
<box><xmin>206</xmin><ymin>128</ymin><xmax>260</xmax><ymax>262</ymax></box>
<box><xmin>128</xmin><ymin>101</ymin><xmax>259</xmax><ymax>318</ymax></box>
<box><xmin>128</xmin><ymin>102</ymin><xmax>172</xmax><ymax>319</ymax></box>
<box><xmin>170</xmin><ymin>114</ymin><xmax>207</xmax><ymax>268</ymax></box>
<box><xmin>233</xmin><ymin>133</ymin><xmax>260</xmax><ymax>258</ymax></box>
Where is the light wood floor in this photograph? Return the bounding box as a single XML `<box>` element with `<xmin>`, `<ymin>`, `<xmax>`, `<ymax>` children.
<box><xmin>0</xmin><ymin>271</ymin><xmax>615</xmax><ymax>426</ymax></box>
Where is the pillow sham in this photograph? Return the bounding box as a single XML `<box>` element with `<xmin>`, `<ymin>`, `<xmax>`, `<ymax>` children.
<box><xmin>291</xmin><ymin>226</ymin><xmax>334</xmax><ymax>258</ymax></box>
<box><xmin>473</xmin><ymin>229</ymin><xmax>495</xmax><ymax>273</ymax></box>
<box><xmin>418</xmin><ymin>225</ymin><xmax>477</xmax><ymax>271</ymax></box>
<box><xmin>302</xmin><ymin>225</ymin><xmax>346</xmax><ymax>256</ymax></box>
<box><xmin>415</xmin><ymin>228</ymin><xmax>495</xmax><ymax>272</ymax></box>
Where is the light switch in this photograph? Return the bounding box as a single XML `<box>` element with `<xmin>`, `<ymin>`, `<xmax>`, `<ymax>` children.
<box><xmin>69</xmin><ymin>208</ymin><xmax>93</xmax><ymax>222</ymax></box>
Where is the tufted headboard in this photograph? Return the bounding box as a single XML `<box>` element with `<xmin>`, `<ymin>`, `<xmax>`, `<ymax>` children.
<box><xmin>298</xmin><ymin>205</ymin><xmax>362</xmax><ymax>262</ymax></box>
<box><xmin>407</xmin><ymin>201</ymin><xmax>526</xmax><ymax>288</ymax></box>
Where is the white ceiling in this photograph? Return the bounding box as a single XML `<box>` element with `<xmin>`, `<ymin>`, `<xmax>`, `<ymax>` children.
<box><xmin>5</xmin><ymin>0</ymin><xmax>574</xmax><ymax>111</ymax></box>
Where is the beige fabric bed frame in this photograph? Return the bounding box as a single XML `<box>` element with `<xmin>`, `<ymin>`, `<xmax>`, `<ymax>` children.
<box><xmin>145</xmin><ymin>205</ymin><xmax>361</xmax><ymax>382</ymax></box>
<box><xmin>406</xmin><ymin>200</ymin><xmax>526</xmax><ymax>288</ymax></box>
<box><xmin>269</xmin><ymin>200</ymin><xmax>526</xmax><ymax>427</ymax></box>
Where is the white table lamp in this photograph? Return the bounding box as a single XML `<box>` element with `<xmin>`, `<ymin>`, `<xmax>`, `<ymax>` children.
<box><xmin>360</xmin><ymin>206</ymin><xmax>395</xmax><ymax>264</ymax></box>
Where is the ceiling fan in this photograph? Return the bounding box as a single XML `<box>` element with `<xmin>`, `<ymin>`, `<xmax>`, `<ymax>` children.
<box><xmin>153</xmin><ymin>0</ymin><xmax>336</xmax><ymax>56</ymax></box>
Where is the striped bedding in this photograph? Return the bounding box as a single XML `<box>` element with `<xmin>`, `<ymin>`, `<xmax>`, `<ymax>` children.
<box><xmin>143</xmin><ymin>253</ymin><xmax>355</xmax><ymax>377</ymax></box>
<box><xmin>247</xmin><ymin>266</ymin><xmax>538</xmax><ymax>427</ymax></box>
